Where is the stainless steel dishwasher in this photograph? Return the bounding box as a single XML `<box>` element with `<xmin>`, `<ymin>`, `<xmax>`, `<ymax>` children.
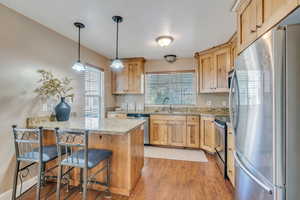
<box><xmin>127</xmin><ymin>113</ymin><xmax>150</xmax><ymax>145</ymax></box>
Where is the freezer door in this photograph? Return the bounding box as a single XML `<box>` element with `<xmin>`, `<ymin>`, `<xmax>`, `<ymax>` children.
<box><xmin>234</xmin><ymin>28</ymin><xmax>285</xmax><ymax>185</ymax></box>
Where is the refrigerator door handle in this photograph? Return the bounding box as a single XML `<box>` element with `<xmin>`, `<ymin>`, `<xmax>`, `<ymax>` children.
<box><xmin>229</xmin><ymin>70</ymin><xmax>240</xmax><ymax>130</ymax></box>
<box><xmin>234</xmin><ymin>152</ymin><xmax>273</xmax><ymax>195</ymax></box>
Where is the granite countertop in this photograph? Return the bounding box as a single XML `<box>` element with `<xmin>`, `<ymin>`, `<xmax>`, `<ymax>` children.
<box><xmin>108</xmin><ymin>110</ymin><xmax>229</xmax><ymax>117</ymax></box>
<box><xmin>29</xmin><ymin>118</ymin><xmax>145</xmax><ymax>135</ymax></box>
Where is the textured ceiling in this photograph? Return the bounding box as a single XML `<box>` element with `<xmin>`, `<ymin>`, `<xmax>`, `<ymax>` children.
<box><xmin>1</xmin><ymin>0</ymin><xmax>236</xmax><ymax>59</ymax></box>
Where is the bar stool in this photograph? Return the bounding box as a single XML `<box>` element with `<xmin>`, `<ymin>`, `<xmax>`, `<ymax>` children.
<box><xmin>11</xmin><ymin>125</ymin><xmax>63</xmax><ymax>200</ymax></box>
<box><xmin>55</xmin><ymin>128</ymin><xmax>112</xmax><ymax>200</ymax></box>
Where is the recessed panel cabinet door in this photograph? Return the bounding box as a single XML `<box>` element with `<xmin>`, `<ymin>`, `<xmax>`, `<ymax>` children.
<box><xmin>112</xmin><ymin>63</ymin><xmax>129</xmax><ymax>94</ymax></box>
<box><xmin>186</xmin><ymin>116</ymin><xmax>200</xmax><ymax>148</ymax></box>
<box><xmin>150</xmin><ymin>119</ymin><xmax>168</xmax><ymax>145</ymax></box>
<box><xmin>238</xmin><ymin>0</ymin><xmax>257</xmax><ymax>52</ymax></box>
<box><xmin>199</xmin><ymin>53</ymin><xmax>215</xmax><ymax>93</ymax></box>
<box><xmin>167</xmin><ymin>120</ymin><xmax>187</xmax><ymax>147</ymax></box>
<box><xmin>214</xmin><ymin>47</ymin><xmax>230</xmax><ymax>92</ymax></box>
<box><xmin>200</xmin><ymin>117</ymin><xmax>216</xmax><ymax>153</ymax></box>
<box><xmin>128</xmin><ymin>62</ymin><xmax>144</xmax><ymax>93</ymax></box>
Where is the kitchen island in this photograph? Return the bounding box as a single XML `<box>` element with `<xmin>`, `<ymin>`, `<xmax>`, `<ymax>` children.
<box><xmin>27</xmin><ymin>117</ymin><xmax>145</xmax><ymax>196</ymax></box>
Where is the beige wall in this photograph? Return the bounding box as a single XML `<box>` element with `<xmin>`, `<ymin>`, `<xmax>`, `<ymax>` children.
<box><xmin>0</xmin><ymin>4</ymin><xmax>114</xmax><ymax>194</ymax></box>
<box><xmin>115</xmin><ymin>58</ymin><xmax>229</xmax><ymax>108</ymax></box>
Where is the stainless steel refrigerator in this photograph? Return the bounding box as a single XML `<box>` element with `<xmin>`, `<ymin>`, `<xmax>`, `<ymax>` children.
<box><xmin>229</xmin><ymin>24</ymin><xmax>300</xmax><ymax>200</ymax></box>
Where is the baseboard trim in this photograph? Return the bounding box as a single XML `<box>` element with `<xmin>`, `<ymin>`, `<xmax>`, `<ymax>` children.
<box><xmin>0</xmin><ymin>177</ymin><xmax>37</xmax><ymax>200</ymax></box>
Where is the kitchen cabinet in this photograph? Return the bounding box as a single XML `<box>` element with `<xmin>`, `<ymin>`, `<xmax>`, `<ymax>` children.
<box><xmin>227</xmin><ymin>125</ymin><xmax>235</xmax><ymax>187</ymax></box>
<box><xmin>167</xmin><ymin>117</ymin><xmax>187</xmax><ymax>147</ymax></box>
<box><xmin>150</xmin><ymin>117</ymin><xmax>168</xmax><ymax>145</ymax></box>
<box><xmin>112</xmin><ymin>57</ymin><xmax>145</xmax><ymax>94</ymax></box>
<box><xmin>196</xmin><ymin>44</ymin><xmax>230</xmax><ymax>93</ymax></box>
<box><xmin>150</xmin><ymin>115</ymin><xmax>199</xmax><ymax>148</ymax></box>
<box><xmin>198</xmin><ymin>53</ymin><xmax>215</xmax><ymax>93</ymax></box>
<box><xmin>186</xmin><ymin>116</ymin><xmax>200</xmax><ymax>148</ymax></box>
<box><xmin>107</xmin><ymin>113</ymin><xmax>127</xmax><ymax>119</ymax></box>
<box><xmin>229</xmin><ymin>33</ymin><xmax>237</xmax><ymax>70</ymax></box>
<box><xmin>200</xmin><ymin>116</ymin><xmax>217</xmax><ymax>153</ymax></box>
<box><xmin>237</xmin><ymin>0</ymin><xmax>298</xmax><ymax>53</ymax></box>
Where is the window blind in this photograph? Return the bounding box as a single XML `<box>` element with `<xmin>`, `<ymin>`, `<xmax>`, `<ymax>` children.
<box><xmin>84</xmin><ymin>66</ymin><xmax>104</xmax><ymax>126</ymax></box>
<box><xmin>145</xmin><ymin>72</ymin><xmax>196</xmax><ymax>105</ymax></box>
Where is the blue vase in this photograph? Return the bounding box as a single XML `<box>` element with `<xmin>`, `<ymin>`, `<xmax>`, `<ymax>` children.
<box><xmin>55</xmin><ymin>97</ymin><xmax>71</xmax><ymax>121</ymax></box>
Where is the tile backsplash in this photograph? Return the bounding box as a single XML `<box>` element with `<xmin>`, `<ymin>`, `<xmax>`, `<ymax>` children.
<box><xmin>115</xmin><ymin>93</ymin><xmax>229</xmax><ymax>110</ymax></box>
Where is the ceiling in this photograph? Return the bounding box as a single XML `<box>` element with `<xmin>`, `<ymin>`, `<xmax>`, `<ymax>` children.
<box><xmin>1</xmin><ymin>0</ymin><xmax>236</xmax><ymax>59</ymax></box>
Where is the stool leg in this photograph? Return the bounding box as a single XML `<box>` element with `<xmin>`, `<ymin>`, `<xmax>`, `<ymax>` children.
<box><xmin>56</xmin><ymin>164</ymin><xmax>63</xmax><ymax>200</ymax></box>
<box><xmin>82</xmin><ymin>167</ymin><xmax>88</xmax><ymax>200</ymax></box>
<box><xmin>104</xmin><ymin>158</ymin><xmax>112</xmax><ymax>199</ymax></box>
<box><xmin>36</xmin><ymin>162</ymin><xmax>43</xmax><ymax>200</ymax></box>
<box><xmin>11</xmin><ymin>160</ymin><xmax>20</xmax><ymax>200</ymax></box>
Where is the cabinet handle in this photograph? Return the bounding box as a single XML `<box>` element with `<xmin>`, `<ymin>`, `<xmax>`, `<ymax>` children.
<box><xmin>229</xmin><ymin>148</ymin><xmax>233</xmax><ymax>151</ymax></box>
<box><xmin>251</xmin><ymin>29</ymin><xmax>256</xmax><ymax>33</ymax></box>
<box><xmin>256</xmin><ymin>24</ymin><xmax>262</xmax><ymax>28</ymax></box>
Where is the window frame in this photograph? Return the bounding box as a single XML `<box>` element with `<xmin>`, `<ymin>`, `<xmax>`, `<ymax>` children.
<box><xmin>84</xmin><ymin>64</ymin><xmax>105</xmax><ymax>122</ymax></box>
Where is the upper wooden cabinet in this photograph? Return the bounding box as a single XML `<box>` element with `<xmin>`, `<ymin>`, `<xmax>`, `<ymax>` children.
<box><xmin>237</xmin><ymin>0</ymin><xmax>298</xmax><ymax>53</ymax></box>
<box><xmin>196</xmin><ymin>44</ymin><xmax>231</xmax><ymax>93</ymax></box>
<box><xmin>112</xmin><ymin>57</ymin><xmax>145</xmax><ymax>94</ymax></box>
<box><xmin>229</xmin><ymin>33</ymin><xmax>238</xmax><ymax>71</ymax></box>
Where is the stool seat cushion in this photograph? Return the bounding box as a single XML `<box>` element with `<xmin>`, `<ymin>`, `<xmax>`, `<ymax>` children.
<box><xmin>19</xmin><ymin>145</ymin><xmax>63</xmax><ymax>162</ymax></box>
<box><xmin>61</xmin><ymin>148</ymin><xmax>112</xmax><ymax>169</ymax></box>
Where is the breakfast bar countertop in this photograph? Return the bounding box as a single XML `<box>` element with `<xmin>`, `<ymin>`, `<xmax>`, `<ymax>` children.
<box><xmin>29</xmin><ymin>118</ymin><xmax>145</xmax><ymax>135</ymax></box>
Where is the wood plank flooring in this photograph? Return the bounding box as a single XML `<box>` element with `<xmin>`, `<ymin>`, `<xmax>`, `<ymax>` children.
<box><xmin>18</xmin><ymin>154</ymin><xmax>234</xmax><ymax>200</ymax></box>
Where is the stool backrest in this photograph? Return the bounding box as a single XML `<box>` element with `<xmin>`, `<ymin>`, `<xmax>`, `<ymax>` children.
<box><xmin>12</xmin><ymin>125</ymin><xmax>43</xmax><ymax>162</ymax></box>
<box><xmin>55</xmin><ymin>128</ymin><xmax>89</xmax><ymax>168</ymax></box>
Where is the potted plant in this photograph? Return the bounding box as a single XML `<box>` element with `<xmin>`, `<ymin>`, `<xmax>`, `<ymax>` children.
<box><xmin>35</xmin><ymin>70</ymin><xmax>74</xmax><ymax>121</ymax></box>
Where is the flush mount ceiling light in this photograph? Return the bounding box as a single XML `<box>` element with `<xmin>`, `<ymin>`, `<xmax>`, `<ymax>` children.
<box><xmin>164</xmin><ymin>55</ymin><xmax>177</xmax><ymax>63</ymax></box>
<box><xmin>72</xmin><ymin>22</ymin><xmax>86</xmax><ymax>71</ymax></box>
<box><xmin>111</xmin><ymin>16</ymin><xmax>124</xmax><ymax>72</ymax></box>
<box><xmin>156</xmin><ymin>36</ymin><xmax>174</xmax><ymax>47</ymax></box>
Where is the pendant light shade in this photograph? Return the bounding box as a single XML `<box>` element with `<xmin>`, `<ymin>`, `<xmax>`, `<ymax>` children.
<box><xmin>111</xmin><ymin>16</ymin><xmax>124</xmax><ymax>72</ymax></box>
<box><xmin>72</xmin><ymin>22</ymin><xmax>86</xmax><ymax>71</ymax></box>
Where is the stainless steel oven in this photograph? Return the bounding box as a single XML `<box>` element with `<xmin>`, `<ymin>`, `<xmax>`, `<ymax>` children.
<box><xmin>214</xmin><ymin>118</ymin><xmax>228</xmax><ymax>179</ymax></box>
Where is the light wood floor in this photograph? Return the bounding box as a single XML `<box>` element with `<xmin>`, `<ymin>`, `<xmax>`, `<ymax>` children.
<box><xmin>19</xmin><ymin>154</ymin><xmax>234</xmax><ymax>200</ymax></box>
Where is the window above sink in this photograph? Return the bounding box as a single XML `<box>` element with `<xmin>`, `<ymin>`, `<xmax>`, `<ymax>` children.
<box><xmin>145</xmin><ymin>71</ymin><xmax>196</xmax><ymax>105</ymax></box>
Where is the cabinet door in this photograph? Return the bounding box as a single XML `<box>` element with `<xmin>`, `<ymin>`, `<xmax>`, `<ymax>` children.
<box><xmin>198</xmin><ymin>53</ymin><xmax>215</xmax><ymax>93</ymax></box>
<box><xmin>256</xmin><ymin>0</ymin><xmax>298</xmax><ymax>36</ymax></box>
<box><xmin>237</xmin><ymin>0</ymin><xmax>257</xmax><ymax>52</ymax></box>
<box><xmin>230</xmin><ymin>34</ymin><xmax>237</xmax><ymax>70</ymax></box>
<box><xmin>150</xmin><ymin>119</ymin><xmax>168</xmax><ymax>145</ymax></box>
<box><xmin>186</xmin><ymin>116</ymin><xmax>200</xmax><ymax>148</ymax></box>
<box><xmin>128</xmin><ymin>62</ymin><xmax>144</xmax><ymax>94</ymax></box>
<box><xmin>112</xmin><ymin>64</ymin><xmax>129</xmax><ymax>94</ymax></box>
<box><xmin>227</xmin><ymin>127</ymin><xmax>235</xmax><ymax>186</ymax></box>
<box><xmin>167</xmin><ymin>119</ymin><xmax>187</xmax><ymax>147</ymax></box>
<box><xmin>214</xmin><ymin>47</ymin><xmax>230</xmax><ymax>92</ymax></box>
<box><xmin>200</xmin><ymin>117</ymin><xmax>216</xmax><ymax>153</ymax></box>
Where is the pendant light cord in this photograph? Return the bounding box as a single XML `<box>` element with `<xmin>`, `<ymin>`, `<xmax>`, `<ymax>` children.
<box><xmin>116</xmin><ymin>21</ymin><xmax>119</xmax><ymax>59</ymax></box>
<box><xmin>78</xmin><ymin>27</ymin><xmax>81</xmax><ymax>62</ymax></box>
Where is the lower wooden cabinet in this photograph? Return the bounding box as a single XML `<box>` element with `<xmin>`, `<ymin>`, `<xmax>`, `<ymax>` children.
<box><xmin>150</xmin><ymin>115</ymin><xmax>199</xmax><ymax>148</ymax></box>
<box><xmin>200</xmin><ymin>116</ymin><xmax>217</xmax><ymax>153</ymax></box>
<box><xmin>107</xmin><ymin>113</ymin><xmax>127</xmax><ymax>119</ymax></box>
<box><xmin>168</xmin><ymin>119</ymin><xmax>187</xmax><ymax>147</ymax></box>
<box><xmin>150</xmin><ymin>118</ymin><xmax>168</xmax><ymax>145</ymax></box>
<box><xmin>186</xmin><ymin>116</ymin><xmax>200</xmax><ymax>148</ymax></box>
<box><xmin>227</xmin><ymin>125</ymin><xmax>235</xmax><ymax>187</ymax></box>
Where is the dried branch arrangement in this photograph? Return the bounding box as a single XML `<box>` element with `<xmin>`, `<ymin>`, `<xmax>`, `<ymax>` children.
<box><xmin>34</xmin><ymin>70</ymin><xmax>74</xmax><ymax>100</ymax></box>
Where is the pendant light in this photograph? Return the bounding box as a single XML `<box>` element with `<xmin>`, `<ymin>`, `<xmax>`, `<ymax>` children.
<box><xmin>72</xmin><ymin>22</ymin><xmax>86</xmax><ymax>71</ymax></box>
<box><xmin>111</xmin><ymin>16</ymin><xmax>124</xmax><ymax>71</ymax></box>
